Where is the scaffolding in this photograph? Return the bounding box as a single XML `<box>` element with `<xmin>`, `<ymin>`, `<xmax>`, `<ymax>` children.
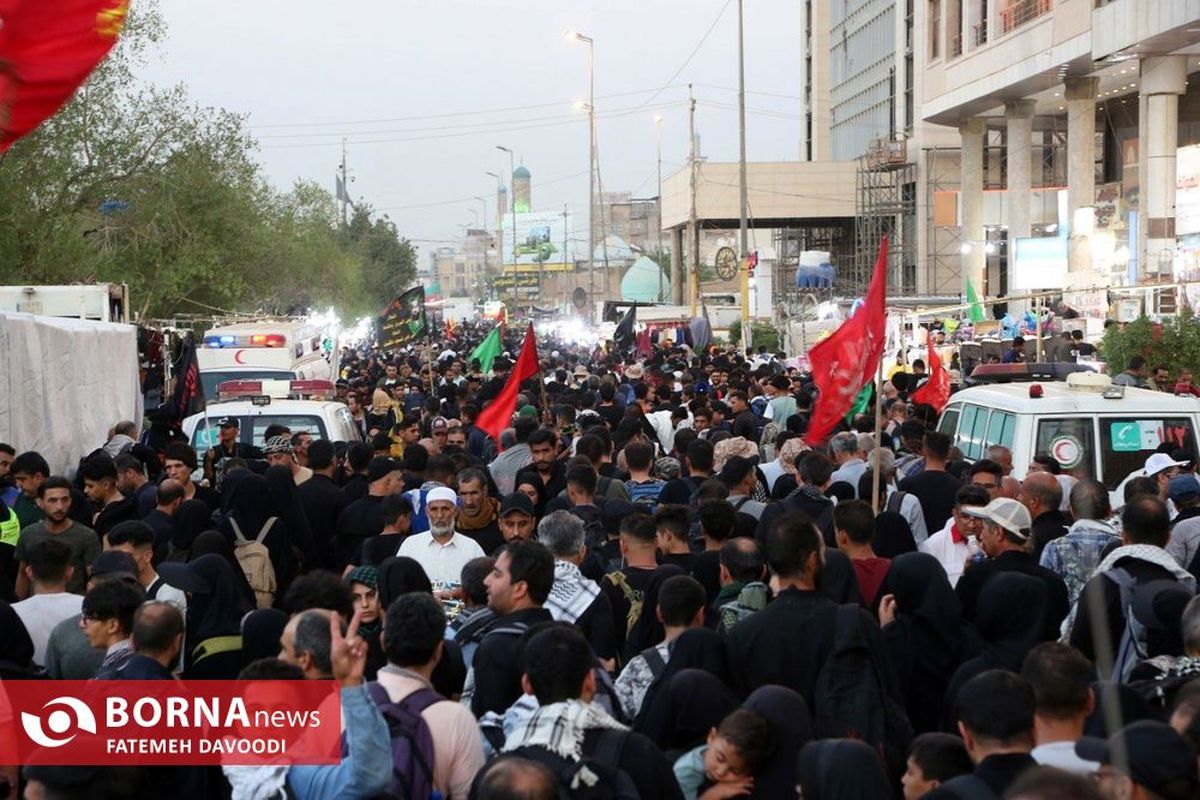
<box><xmin>771</xmin><ymin>222</ymin><xmax>854</xmax><ymax>326</ymax></box>
<box><xmin>855</xmin><ymin>139</ymin><xmax>917</xmax><ymax>296</ymax></box>
<box><xmin>923</xmin><ymin>145</ymin><xmax>963</xmax><ymax>296</ymax></box>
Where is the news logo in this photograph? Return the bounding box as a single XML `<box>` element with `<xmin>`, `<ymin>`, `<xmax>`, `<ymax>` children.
<box><xmin>0</xmin><ymin>681</ymin><xmax>339</xmax><ymax>766</ymax></box>
<box><xmin>20</xmin><ymin>697</ymin><xmax>97</xmax><ymax>748</ymax></box>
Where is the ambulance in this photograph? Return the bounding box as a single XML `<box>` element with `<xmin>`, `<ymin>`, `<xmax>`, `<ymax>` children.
<box><xmin>939</xmin><ymin>367</ymin><xmax>1200</xmax><ymax>509</ymax></box>
<box><xmin>196</xmin><ymin>320</ymin><xmax>333</xmax><ymax>399</ymax></box>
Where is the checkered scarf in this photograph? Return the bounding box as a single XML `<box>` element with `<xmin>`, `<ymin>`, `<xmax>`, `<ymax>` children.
<box><xmin>545</xmin><ymin>561</ymin><xmax>600</xmax><ymax>624</ymax></box>
<box><xmin>502</xmin><ymin>699</ymin><xmax>627</xmax><ymax>761</ymax></box>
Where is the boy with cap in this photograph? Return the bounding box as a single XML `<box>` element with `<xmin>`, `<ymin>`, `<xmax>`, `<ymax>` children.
<box><xmin>955</xmin><ymin>497</ymin><xmax>1069</xmax><ymax>642</ymax></box>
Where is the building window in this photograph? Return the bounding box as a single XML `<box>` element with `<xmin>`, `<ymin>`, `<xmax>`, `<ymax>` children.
<box><xmin>929</xmin><ymin>0</ymin><xmax>940</xmax><ymax>59</ymax></box>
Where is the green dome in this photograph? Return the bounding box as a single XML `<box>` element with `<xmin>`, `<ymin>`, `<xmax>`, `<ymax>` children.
<box><xmin>513</xmin><ymin>166</ymin><xmax>531</xmax><ymax>179</ymax></box>
<box><xmin>621</xmin><ymin>256</ymin><xmax>670</xmax><ymax>303</ymax></box>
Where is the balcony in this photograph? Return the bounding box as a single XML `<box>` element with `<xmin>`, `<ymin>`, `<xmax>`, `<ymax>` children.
<box><xmin>1000</xmin><ymin>0</ymin><xmax>1052</xmax><ymax>36</ymax></box>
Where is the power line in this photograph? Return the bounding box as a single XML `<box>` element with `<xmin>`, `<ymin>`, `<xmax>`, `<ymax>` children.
<box><xmin>246</xmin><ymin>86</ymin><xmax>686</xmax><ymax>130</ymax></box>
<box><xmin>630</xmin><ymin>0</ymin><xmax>734</xmax><ymax>112</ymax></box>
<box><xmin>372</xmin><ymin>169</ymin><xmax>590</xmax><ymax>212</ymax></box>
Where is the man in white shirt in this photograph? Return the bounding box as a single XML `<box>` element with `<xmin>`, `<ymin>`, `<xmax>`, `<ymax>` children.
<box><xmin>829</xmin><ymin>432</ymin><xmax>867</xmax><ymax>492</ymax></box>
<box><xmin>397</xmin><ymin>487</ymin><xmax>485</xmax><ymax>587</ymax></box>
<box><xmin>103</xmin><ymin>521</ymin><xmax>187</xmax><ymax>614</ymax></box>
<box><xmin>1021</xmin><ymin>642</ymin><xmax>1100</xmax><ymax>776</ymax></box>
<box><xmin>12</xmin><ymin>538</ymin><xmax>82</xmax><ymax>666</ymax></box>
<box><xmin>919</xmin><ymin>484</ymin><xmax>989</xmax><ymax>587</ymax></box>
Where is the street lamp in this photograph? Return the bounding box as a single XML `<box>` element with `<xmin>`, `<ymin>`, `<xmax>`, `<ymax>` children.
<box><xmin>496</xmin><ymin>146</ymin><xmax>519</xmax><ymax>306</ymax></box>
<box><xmin>570</xmin><ymin>30</ymin><xmax>596</xmax><ymax>321</ymax></box>
<box><xmin>486</xmin><ymin>172</ymin><xmax>502</xmax><ymax>300</ymax></box>
<box><xmin>736</xmin><ymin>0</ymin><xmax>750</xmax><ymax>352</ymax></box>
<box><xmin>655</xmin><ymin>114</ymin><xmax>665</xmax><ymax>303</ymax></box>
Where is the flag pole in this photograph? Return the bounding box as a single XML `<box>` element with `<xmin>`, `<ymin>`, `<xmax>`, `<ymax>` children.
<box><xmin>871</xmin><ymin>331</ymin><xmax>885</xmax><ymax>514</ymax></box>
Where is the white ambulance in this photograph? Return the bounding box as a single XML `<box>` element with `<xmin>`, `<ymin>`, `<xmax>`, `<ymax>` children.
<box><xmin>939</xmin><ymin>368</ymin><xmax>1200</xmax><ymax>509</ymax></box>
<box><xmin>196</xmin><ymin>320</ymin><xmax>333</xmax><ymax>399</ymax></box>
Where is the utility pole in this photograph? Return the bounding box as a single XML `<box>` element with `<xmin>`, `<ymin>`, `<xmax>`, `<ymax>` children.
<box><xmin>656</xmin><ymin>115</ymin><xmax>665</xmax><ymax>302</ymax></box>
<box><xmin>737</xmin><ymin>0</ymin><xmax>751</xmax><ymax>353</ymax></box>
<box><xmin>497</xmin><ymin>146</ymin><xmax>518</xmax><ymax>307</ymax></box>
<box><xmin>339</xmin><ymin>138</ymin><xmax>349</xmax><ymax>229</ymax></box>
<box><xmin>688</xmin><ymin>84</ymin><xmax>699</xmax><ymax>319</ymax></box>
<box><xmin>563</xmin><ymin>204</ymin><xmax>570</xmax><ymax>307</ymax></box>
<box><xmin>596</xmin><ymin>140</ymin><xmax>610</xmax><ymax>302</ymax></box>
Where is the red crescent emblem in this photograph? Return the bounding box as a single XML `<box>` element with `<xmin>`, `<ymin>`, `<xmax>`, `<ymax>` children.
<box><xmin>234</xmin><ymin>350</ymin><xmax>246</xmax><ymax>365</ymax></box>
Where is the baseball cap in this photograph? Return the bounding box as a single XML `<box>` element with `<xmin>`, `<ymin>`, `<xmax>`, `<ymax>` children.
<box><xmin>366</xmin><ymin>457</ymin><xmax>401</xmax><ymax>483</ymax></box>
<box><xmin>1145</xmin><ymin>452</ymin><xmax>1189</xmax><ymax>477</ymax></box>
<box><xmin>499</xmin><ymin>492</ymin><xmax>534</xmax><ymax>517</ymax></box>
<box><xmin>693</xmin><ymin>381</ymin><xmax>712</xmax><ymax>395</ymax></box>
<box><xmin>1168</xmin><ymin>474</ymin><xmax>1200</xmax><ymax>503</ymax></box>
<box><xmin>963</xmin><ymin>497</ymin><xmax>1032</xmax><ymax>539</ymax></box>
<box><xmin>1076</xmin><ymin>721</ymin><xmax>1199</xmax><ymax>799</ymax></box>
<box><xmin>216</xmin><ymin>417</ymin><xmax>238</xmax><ymax>428</ymax></box>
<box><xmin>430</xmin><ymin>416</ymin><xmax>449</xmax><ymax>432</ymax></box>
<box><xmin>262</xmin><ymin>436</ymin><xmax>293</xmax><ymax>455</ymax></box>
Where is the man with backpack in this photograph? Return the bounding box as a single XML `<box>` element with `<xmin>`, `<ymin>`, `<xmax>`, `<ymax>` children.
<box><xmin>600</xmin><ymin>513</ymin><xmax>662</xmax><ymax>659</ymax></box>
<box><xmin>612</xmin><ymin>574</ymin><xmax>705</xmax><ymax>719</ymax></box>
<box><xmin>503</xmin><ymin>626</ymin><xmax>683</xmax><ymax>800</ymax></box>
<box><xmin>372</xmin><ymin>592</ymin><xmax>484</xmax><ymax>799</ymax></box>
<box><xmin>1070</xmin><ymin>495</ymin><xmax>1197</xmax><ymax>675</ymax></box>
<box><xmin>537</xmin><ymin>511</ymin><xmax>617</xmax><ymax>669</ymax></box>
<box><xmin>726</xmin><ymin>513</ymin><xmax>909</xmax><ymax>774</ymax></box>
<box><xmin>755</xmin><ymin>451</ymin><xmax>837</xmax><ymax>545</ymax></box>
<box><xmin>470</xmin><ymin>540</ymin><xmax>555</xmax><ymax>718</ymax></box>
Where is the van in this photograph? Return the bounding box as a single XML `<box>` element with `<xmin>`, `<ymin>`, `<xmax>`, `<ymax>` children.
<box><xmin>183</xmin><ymin>379</ymin><xmax>362</xmax><ymax>457</ymax></box>
<box><xmin>197</xmin><ymin>320</ymin><xmax>334</xmax><ymax>398</ymax></box>
<box><xmin>938</xmin><ymin>371</ymin><xmax>1200</xmax><ymax>509</ymax></box>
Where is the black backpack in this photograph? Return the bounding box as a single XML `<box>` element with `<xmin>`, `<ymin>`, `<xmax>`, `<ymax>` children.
<box><xmin>508</xmin><ymin>730</ymin><xmax>640</xmax><ymax>800</ymax></box>
<box><xmin>813</xmin><ymin>604</ymin><xmax>914</xmax><ymax>780</ymax></box>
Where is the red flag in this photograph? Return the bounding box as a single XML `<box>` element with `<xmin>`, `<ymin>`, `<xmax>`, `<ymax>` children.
<box><xmin>805</xmin><ymin>237</ymin><xmax>889</xmax><ymax>445</ymax></box>
<box><xmin>476</xmin><ymin>323</ymin><xmax>539</xmax><ymax>442</ymax></box>
<box><xmin>911</xmin><ymin>335</ymin><xmax>951</xmax><ymax>413</ymax></box>
<box><xmin>0</xmin><ymin>0</ymin><xmax>129</xmax><ymax>151</ymax></box>
<box><xmin>635</xmin><ymin>327</ymin><xmax>653</xmax><ymax>358</ymax></box>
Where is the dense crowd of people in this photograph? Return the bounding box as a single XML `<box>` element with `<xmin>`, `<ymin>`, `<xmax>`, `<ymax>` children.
<box><xmin>3</xmin><ymin>318</ymin><xmax>1200</xmax><ymax>800</ymax></box>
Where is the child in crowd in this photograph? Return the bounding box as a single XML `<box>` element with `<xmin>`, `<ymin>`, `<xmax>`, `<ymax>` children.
<box><xmin>673</xmin><ymin>708</ymin><xmax>773</xmax><ymax>800</ymax></box>
<box><xmin>901</xmin><ymin>732</ymin><xmax>974</xmax><ymax>799</ymax></box>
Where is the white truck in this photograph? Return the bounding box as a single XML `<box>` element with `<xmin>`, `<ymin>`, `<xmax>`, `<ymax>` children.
<box><xmin>0</xmin><ymin>283</ymin><xmax>130</xmax><ymax>322</ymax></box>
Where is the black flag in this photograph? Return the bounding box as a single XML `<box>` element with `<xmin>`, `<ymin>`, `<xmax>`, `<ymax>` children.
<box><xmin>378</xmin><ymin>286</ymin><xmax>429</xmax><ymax>350</ymax></box>
<box><xmin>614</xmin><ymin>304</ymin><xmax>637</xmax><ymax>352</ymax></box>
<box><xmin>170</xmin><ymin>334</ymin><xmax>204</xmax><ymax>423</ymax></box>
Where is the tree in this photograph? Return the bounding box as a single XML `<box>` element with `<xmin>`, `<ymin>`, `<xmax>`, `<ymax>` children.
<box><xmin>0</xmin><ymin>0</ymin><xmax>419</xmax><ymax>320</ymax></box>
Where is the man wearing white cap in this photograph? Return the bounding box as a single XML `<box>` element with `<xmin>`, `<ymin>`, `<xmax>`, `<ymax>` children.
<box><xmin>954</xmin><ymin>497</ymin><xmax>1070</xmax><ymax>643</ymax></box>
<box><xmin>1144</xmin><ymin>452</ymin><xmax>1189</xmax><ymax>503</ymax></box>
<box><xmin>397</xmin><ymin>487</ymin><xmax>485</xmax><ymax>587</ymax></box>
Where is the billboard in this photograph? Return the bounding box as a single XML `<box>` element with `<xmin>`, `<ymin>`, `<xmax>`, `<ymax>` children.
<box><xmin>500</xmin><ymin>210</ymin><xmax>575</xmax><ymax>272</ymax></box>
<box><xmin>1177</xmin><ymin>143</ymin><xmax>1200</xmax><ymax>237</ymax></box>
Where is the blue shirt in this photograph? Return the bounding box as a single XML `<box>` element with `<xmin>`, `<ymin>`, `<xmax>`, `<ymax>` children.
<box><xmin>287</xmin><ymin>685</ymin><xmax>393</xmax><ymax>800</ymax></box>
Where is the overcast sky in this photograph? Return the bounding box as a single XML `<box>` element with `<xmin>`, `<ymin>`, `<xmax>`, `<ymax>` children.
<box><xmin>142</xmin><ymin>0</ymin><xmax>802</xmax><ymax>255</ymax></box>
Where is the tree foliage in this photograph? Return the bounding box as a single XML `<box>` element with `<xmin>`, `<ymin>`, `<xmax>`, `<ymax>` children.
<box><xmin>1102</xmin><ymin>307</ymin><xmax>1200</xmax><ymax>376</ymax></box>
<box><xmin>0</xmin><ymin>1</ymin><xmax>415</xmax><ymax>320</ymax></box>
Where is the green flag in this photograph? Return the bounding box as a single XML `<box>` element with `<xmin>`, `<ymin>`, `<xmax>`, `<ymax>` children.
<box><xmin>967</xmin><ymin>277</ymin><xmax>986</xmax><ymax>323</ymax></box>
<box><xmin>470</xmin><ymin>326</ymin><xmax>502</xmax><ymax>374</ymax></box>
<box><xmin>844</xmin><ymin>383</ymin><xmax>873</xmax><ymax>424</ymax></box>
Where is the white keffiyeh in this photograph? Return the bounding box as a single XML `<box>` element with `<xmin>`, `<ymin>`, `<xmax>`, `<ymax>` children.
<box><xmin>546</xmin><ymin>561</ymin><xmax>600</xmax><ymax>624</ymax></box>
<box><xmin>502</xmin><ymin>699</ymin><xmax>627</xmax><ymax>761</ymax></box>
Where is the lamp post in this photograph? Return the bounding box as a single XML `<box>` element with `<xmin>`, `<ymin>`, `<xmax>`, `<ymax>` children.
<box><xmin>486</xmin><ymin>172</ymin><xmax>503</xmax><ymax>301</ymax></box>
<box><xmin>496</xmin><ymin>146</ymin><xmax>519</xmax><ymax>308</ymax></box>
<box><xmin>656</xmin><ymin>114</ymin><xmax>665</xmax><ymax>303</ymax></box>
<box><xmin>736</xmin><ymin>0</ymin><xmax>751</xmax><ymax>353</ymax></box>
<box><xmin>570</xmin><ymin>31</ymin><xmax>595</xmax><ymax>321</ymax></box>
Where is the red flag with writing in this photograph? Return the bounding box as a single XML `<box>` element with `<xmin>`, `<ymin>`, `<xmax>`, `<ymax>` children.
<box><xmin>476</xmin><ymin>323</ymin><xmax>539</xmax><ymax>441</ymax></box>
<box><xmin>805</xmin><ymin>236</ymin><xmax>889</xmax><ymax>445</ymax></box>
<box><xmin>0</xmin><ymin>0</ymin><xmax>129</xmax><ymax>151</ymax></box>
<box><xmin>911</xmin><ymin>334</ymin><xmax>951</xmax><ymax>413</ymax></box>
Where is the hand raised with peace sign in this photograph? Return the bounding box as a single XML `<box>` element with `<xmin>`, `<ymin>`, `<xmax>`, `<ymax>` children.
<box><xmin>331</xmin><ymin>608</ymin><xmax>367</xmax><ymax>688</ymax></box>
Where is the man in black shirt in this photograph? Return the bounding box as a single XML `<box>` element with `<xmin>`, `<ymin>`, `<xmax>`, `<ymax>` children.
<box><xmin>81</xmin><ymin>457</ymin><xmax>139</xmax><ymax>540</ymax></box>
<box><xmin>728</xmin><ymin>390</ymin><xmax>760</xmax><ymax>442</ymax></box>
<box><xmin>1020</xmin><ymin>471</ymin><xmax>1068</xmax><ymax>560</ymax></box>
<box><xmin>340</xmin><ymin>442</ymin><xmax>373</xmax><ymax>502</ymax></box>
<box><xmin>334</xmin><ymin>458</ymin><xmax>402</xmax><ymax>569</ymax></box>
<box><xmin>658</xmin><ymin>438</ymin><xmax>713</xmax><ymax>506</ymax></box>
<box><xmin>756</xmin><ymin>451</ymin><xmax>836</xmax><ymax>545</ymax></box>
<box><xmin>654</xmin><ymin>504</ymin><xmax>692</xmax><ymax>572</ymax></box>
<box><xmin>956</xmin><ymin>497</ymin><xmax>1069</xmax><ymax>641</ymax></box>
<box><xmin>471</xmin><ymin>539</ymin><xmax>555</xmax><ymax>718</ymax></box>
<box><xmin>201</xmin><ymin>417</ymin><xmax>262</xmax><ymax>485</ymax></box>
<box><xmin>726</xmin><ymin>511</ymin><xmax>896</xmax><ymax>711</ymax></box>
<box><xmin>296</xmin><ymin>440</ymin><xmax>349</xmax><ymax>569</ymax></box>
<box><xmin>925</xmin><ymin>670</ymin><xmax>1038</xmax><ymax>799</ymax></box>
<box><xmin>898</xmin><ymin>431</ymin><xmax>962</xmax><ymax>535</ymax></box>
<box><xmin>515</xmin><ymin>429</ymin><xmax>566</xmax><ymax>518</ymax></box>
